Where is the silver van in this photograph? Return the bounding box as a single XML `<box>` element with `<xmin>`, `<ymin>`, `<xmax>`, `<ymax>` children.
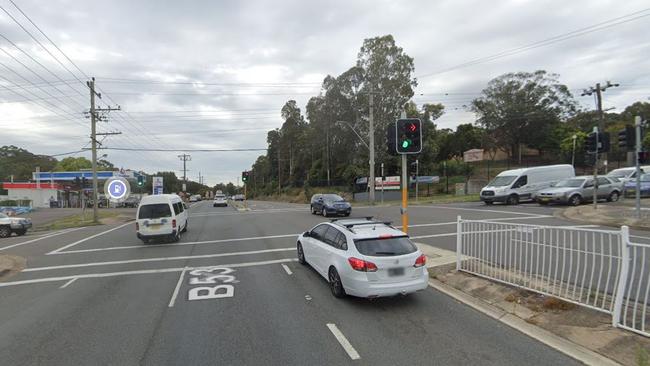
<box><xmin>480</xmin><ymin>164</ymin><xmax>575</xmax><ymax>205</ymax></box>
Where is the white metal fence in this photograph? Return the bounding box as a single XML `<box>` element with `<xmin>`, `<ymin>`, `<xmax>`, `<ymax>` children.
<box><xmin>455</xmin><ymin>216</ymin><xmax>650</xmax><ymax>337</ymax></box>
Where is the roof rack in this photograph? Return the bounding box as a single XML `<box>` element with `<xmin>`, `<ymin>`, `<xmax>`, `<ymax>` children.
<box><xmin>330</xmin><ymin>216</ymin><xmax>373</xmax><ymax>223</ymax></box>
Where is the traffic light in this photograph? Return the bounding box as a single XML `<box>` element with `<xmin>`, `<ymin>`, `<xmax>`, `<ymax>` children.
<box><xmin>386</xmin><ymin>122</ymin><xmax>397</xmax><ymax>155</ymax></box>
<box><xmin>242</xmin><ymin>171</ymin><xmax>249</xmax><ymax>183</ymax></box>
<box><xmin>137</xmin><ymin>175</ymin><xmax>145</xmax><ymax>187</ymax></box>
<box><xmin>586</xmin><ymin>132</ymin><xmax>610</xmax><ymax>154</ymax></box>
<box><xmin>396</xmin><ymin>118</ymin><xmax>422</xmax><ymax>154</ymax></box>
<box><xmin>618</xmin><ymin>126</ymin><xmax>636</xmax><ymax>150</ymax></box>
<box><xmin>639</xmin><ymin>151</ymin><xmax>650</xmax><ymax>164</ymax></box>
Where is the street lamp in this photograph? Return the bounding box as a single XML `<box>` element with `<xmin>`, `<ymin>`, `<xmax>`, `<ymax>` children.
<box><xmin>571</xmin><ymin>134</ymin><xmax>577</xmax><ymax>167</ymax></box>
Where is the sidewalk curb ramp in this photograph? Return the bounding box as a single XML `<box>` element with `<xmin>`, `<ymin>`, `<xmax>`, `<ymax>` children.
<box><xmin>420</xmin><ymin>243</ymin><xmax>622</xmax><ymax>366</ymax></box>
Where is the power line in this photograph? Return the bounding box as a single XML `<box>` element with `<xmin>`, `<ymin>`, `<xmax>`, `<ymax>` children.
<box><xmin>95</xmin><ymin>77</ymin><xmax>321</xmax><ymax>86</ymax></box>
<box><xmin>417</xmin><ymin>8</ymin><xmax>650</xmax><ymax>78</ymax></box>
<box><xmin>96</xmin><ymin>147</ymin><xmax>268</xmax><ymax>152</ymax></box>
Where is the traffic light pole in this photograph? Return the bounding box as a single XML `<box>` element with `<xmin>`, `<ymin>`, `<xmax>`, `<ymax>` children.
<box><xmin>400</xmin><ymin>110</ymin><xmax>408</xmax><ymax>233</ymax></box>
<box><xmin>634</xmin><ymin>116</ymin><xmax>641</xmax><ymax>219</ymax></box>
<box><xmin>593</xmin><ymin>127</ymin><xmax>599</xmax><ymax>210</ymax></box>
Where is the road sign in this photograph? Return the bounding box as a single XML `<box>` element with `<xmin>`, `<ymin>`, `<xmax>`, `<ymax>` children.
<box><xmin>103</xmin><ymin>177</ymin><xmax>130</xmax><ymax>203</ymax></box>
<box><xmin>153</xmin><ymin>176</ymin><xmax>164</xmax><ymax>195</ymax></box>
<box><xmin>463</xmin><ymin>149</ymin><xmax>484</xmax><ymax>162</ymax></box>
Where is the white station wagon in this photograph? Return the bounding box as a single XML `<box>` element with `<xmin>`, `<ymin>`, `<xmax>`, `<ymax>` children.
<box><xmin>297</xmin><ymin>217</ymin><xmax>428</xmax><ymax>298</ymax></box>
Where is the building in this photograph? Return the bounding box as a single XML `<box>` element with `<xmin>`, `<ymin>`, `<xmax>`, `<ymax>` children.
<box><xmin>2</xmin><ymin>182</ymin><xmax>68</xmax><ymax>208</ymax></box>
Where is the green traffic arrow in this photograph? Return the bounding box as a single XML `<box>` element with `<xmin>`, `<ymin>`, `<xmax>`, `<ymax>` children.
<box><xmin>401</xmin><ymin>140</ymin><xmax>410</xmax><ymax>148</ymax></box>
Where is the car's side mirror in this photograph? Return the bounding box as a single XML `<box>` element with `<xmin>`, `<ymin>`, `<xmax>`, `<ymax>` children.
<box><xmin>303</xmin><ymin>231</ymin><xmax>311</xmax><ymax>237</ymax></box>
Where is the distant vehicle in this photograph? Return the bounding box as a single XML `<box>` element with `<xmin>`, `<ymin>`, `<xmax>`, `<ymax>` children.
<box><xmin>136</xmin><ymin>194</ymin><xmax>188</xmax><ymax>244</ymax></box>
<box><xmin>480</xmin><ymin>164</ymin><xmax>575</xmax><ymax>205</ymax></box>
<box><xmin>607</xmin><ymin>167</ymin><xmax>646</xmax><ymax>186</ymax></box>
<box><xmin>233</xmin><ymin>194</ymin><xmax>245</xmax><ymax>201</ymax></box>
<box><xmin>296</xmin><ymin>217</ymin><xmax>428</xmax><ymax>298</ymax></box>
<box><xmin>213</xmin><ymin>194</ymin><xmax>227</xmax><ymax>207</ymax></box>
<box><xmin>310</xmin><ymin>194</ymin><xmax>351</xmax><ymax>217</ymax></box>
<box><xmin>0</xmin><ymin>212</ymin><xmax>32</xmax><ymax>238</ymax></box>
<box><xmin>536</xmin><ymin>176</ymin><xmax>620</xmax><ymax>206</ymax></box>
<box><xmin>189</xmin><ymin>195</ymin><xmax>201</xmax><ymax>202</ymax></box>
<box><xmin>624</xmin><ymin>173</ymin><xmax>650</xmax><ymax>198</ymax></box>
<box><xmin>122</xmin><ymin>196</ymin><xmax>140</xmax><ymax>208</ymax></box>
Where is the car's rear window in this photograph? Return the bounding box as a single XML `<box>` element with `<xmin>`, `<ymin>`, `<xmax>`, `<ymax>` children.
<box><xmin>354</xmin><ymin>236</ymin><xmax>417</xmax><ymax>256</ymax></box>
<box><xmin>138</xmin><ymin>204</ymin><xmax>172</xmax><ymax>219</ymax></box>
<box><xmin>215</xmin><ymin>195</ymin><xmax>225</xmax><ymax>199</ymax></box>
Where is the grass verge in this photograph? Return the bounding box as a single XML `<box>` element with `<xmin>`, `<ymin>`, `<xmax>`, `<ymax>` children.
<box><xmin>35</xmin><ymin>210</ymin><xmax>123</xmax><ymax>231</ymax></box>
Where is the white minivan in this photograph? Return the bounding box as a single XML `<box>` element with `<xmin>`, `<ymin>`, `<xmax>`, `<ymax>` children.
<box><xmin>480</xmin><ymin>164</ymin><xmax>575</xmax><ymax>205</ymax></box>
<box><xmin>136</xmin><ymin>194</ymin><xmax>188</xmax><ymax>243</ymax></box>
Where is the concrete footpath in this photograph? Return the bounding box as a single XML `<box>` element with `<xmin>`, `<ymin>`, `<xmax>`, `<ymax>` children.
<box><xmin>420</xmin><ymin>243</ymin><xmax>644</xmax><ymax>366</ymax></box>
<box><xmin>560</xmin><ymin>201</ymin><xmax>650</xmax><ymax>230</ymax></box>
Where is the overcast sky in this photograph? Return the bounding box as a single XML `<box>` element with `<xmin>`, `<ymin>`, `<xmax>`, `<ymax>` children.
<box><xmin>1</xmin><ymin>0</ymin><xmax>649</xmax><ymax>185</ymax></box>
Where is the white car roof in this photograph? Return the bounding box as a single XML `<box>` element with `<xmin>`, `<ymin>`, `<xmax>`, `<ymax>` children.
<box><xmin>139</xmin><ymin>194</ymin><xmax>181</xmax><ymax>205</ymax></box>
<box><xmin>496</xmin><ymin>164</ymin><xmax>573</xmax><ymax>177</ymax></box>
<box><xmin>330</xmin><ymin>219</ymin><xmax>406</xmax><ymax>240</ymax></box>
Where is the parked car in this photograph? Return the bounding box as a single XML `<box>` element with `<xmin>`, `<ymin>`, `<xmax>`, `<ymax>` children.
<box><xmin>135</xmin><ymin>194</ymin><xmax>188</xmax><ymax>244</ymax></box>
<box><xmin>213</xmin><ymin>193</ymin><xmax>227</xmax><ymax>207</ymax></box>
<box><xmin>536</xmin><ymin>176</ymin><xmax>621</xmax><ymax>206</ymax></box>
<box><xmin>310</xmin><ymin>194</ymin><xmax>351</xmax><ymax>217</ymax></box>
<box><xmin>480</xmin><ymin>164</ymin><xmax>575</xmax><ymax>205</ymax></box>
<box><xmin>624</xmin><ymin>173</ymin><xmax>650</xmax><ymax>198</ymax></box>
<box><xmin>0</xmin><ymin>212</ymin><xmax>32</xmax><ymax>238</ymax></box>
<box><xmin>189</xmin><ymin>195</ymin><xmax>200</xmax><ymax>203</ymax></box>
<box><xmin>233</xmin><ymin>194</ymin><xmax>245</xmax><ymax>201</ymax></box>
<box><xmin>296</xmin><ymin>217</ymin><xmax>428</xmax><ymax>298</ymax></box>
<box><xmin>122</xmin><ymin>196</ymin><xmax>140</xmax><ymax>208</ymax></box>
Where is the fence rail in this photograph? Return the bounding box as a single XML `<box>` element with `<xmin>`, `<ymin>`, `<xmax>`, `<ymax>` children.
<box><xmin>455</xmin><ymin>216</ymin><xmax>650</xmax><ymax>337</ymax></box>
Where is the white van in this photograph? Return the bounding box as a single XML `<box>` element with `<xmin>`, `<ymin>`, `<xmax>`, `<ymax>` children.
<box><xmin>136</xmin><ymin>194</ymin><xmax>188</xmax><ymax>243</ymax></box>
<box><xmin>607</xmin><ymin>166</ymin><xmax>648</xmax><ymax>185</ymax></box>
<box><xmin>480</xmin><ymin>164</ymin><xmax>575</xmax><ymax>205</ymax></box>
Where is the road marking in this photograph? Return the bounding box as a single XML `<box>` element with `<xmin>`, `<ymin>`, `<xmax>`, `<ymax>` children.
<box><xmin>0</xmin><ymin>227</ymin><xmax>85</xmax><ymax>251</ymax></box>
<box><xmin>59</xmin><ymin>278</ymin><xmax>77</xmax><ymax>289</ymax></box>
<box><xmin>53</xmin><ymin>233</ymin><xmax>300</xmax><ymax>255</ymax></box>
<box><xmin>168</xmin><ymin>267</ymin><xmax>187</xmax><ymax>307</ymax></box>
<box><xmin>47</xmin><ymin>221</ymin><xmax>134</xmax><ymax>254</ymax></box>
<box><xmin>0</xmin><ymin>258</ymin><xmax>298</xmax><ymax>288</ymax></box>
<box><xmin>281</xmin><ymin>264</ymin><xmax>293</xmax><ymax>275</ymax></box>
<box><xmin>25</xmin><ymin>247</ymin><xmax>295</xmax><ymax>272</ymax></box>
<box><xmin>326</xmin><ymin>323</ymin><xmax>361</xmax><ymax>360</ymax></box>
<box><xmin>413</xmin><ymin>205</ymin><xmax>545</xmax><ymax>216</ymax></box>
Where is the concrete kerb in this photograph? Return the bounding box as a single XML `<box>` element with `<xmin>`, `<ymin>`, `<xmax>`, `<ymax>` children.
<box><xmin>424</xmin><ymin>251</ymin><xmax>622</xmax><ymax>366</ymax></box>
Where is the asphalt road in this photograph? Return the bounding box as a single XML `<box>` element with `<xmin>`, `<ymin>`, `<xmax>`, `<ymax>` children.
<box><xmin>0</xmin><ymin>199</ymin><xmax>612</xmax><ymax>365</ymax></box>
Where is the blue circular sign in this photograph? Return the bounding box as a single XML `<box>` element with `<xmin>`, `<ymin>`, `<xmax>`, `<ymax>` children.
<box><xmin>107</xmin><ymin>179</ymin><xmax>128</xmax><ymax>200</ymax></box>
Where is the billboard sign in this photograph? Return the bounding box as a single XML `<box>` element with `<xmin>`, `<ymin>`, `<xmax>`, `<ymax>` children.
<box><xmin>463</xmin><ymin>149</ymin><xmax>484</xmax><ymax>162</ymax></box>
<box><xmin>153</xmin><ymin>176</ymin><xmax>164</xmax><ymax>195</ymax></box>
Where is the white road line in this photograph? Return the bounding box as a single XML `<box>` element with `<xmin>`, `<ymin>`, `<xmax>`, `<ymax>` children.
<box><xmin>413</xmin><ymin>205</ymin><xmax>544</xmax><ymax>217</ymax></box>
<box><xmin>0</xmin><ymin>227</ymin><xmax>85</xmax><ymax>251</ymax></box>
<box><xmin>281</xmin><ymin>264</ymin><xmax>293</xmax><ymax>275</ymax></box>
<box><xmin>0</xmin><ymin>258</ymin><xmax>298</xmax><ymax>288</ymax></box>
<box><xmin>168</xmin><ymin>267</ymin><xmax>187</xmax><ymax>307</ymax></box>
<box><xmin>25</xmin><ymin>247</ymin><xmax>295</xmax><ymax>272</ymax></box>
<box><xmin>326</xmin><ymin>323</ymin><xmax>361</xmax><ymax>360</ymax></box>
<box><xmin>54</xmin><ymin>233</ymin><xmax>300</xmax><ymax>255</ymax></box>
<box><xmin>59</xmin><ymin>278</ymin><xmax>77</xmax><ymax>289</ymax></box>
<box><xmin>47</xmin><ymin>221</ymin><xmax>134</xmax><ymax>255</ymax></box>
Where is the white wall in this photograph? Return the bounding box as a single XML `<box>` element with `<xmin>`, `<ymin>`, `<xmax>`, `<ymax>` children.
<box><xmin>7</xmin><ymin>188</ymin><xmax>59</xmax><ymax>208</ymax></box>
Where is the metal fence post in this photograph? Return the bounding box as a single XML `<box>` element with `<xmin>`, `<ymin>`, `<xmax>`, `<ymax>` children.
<box><xmin>456</xmin><ymin>215</ymin><xmax>462</xmax><ymax>271</ymax></box>
<box><xmin>612</xmin><ymin>225</ymin><xmax>631</xmax><ymax>327</ymax></box>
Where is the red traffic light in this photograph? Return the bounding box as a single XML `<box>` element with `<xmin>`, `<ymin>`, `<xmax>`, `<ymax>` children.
<box><xmin>408</xmin><ymin>123</ymin><xmax>417</xmax><ymax>132</ymax></box>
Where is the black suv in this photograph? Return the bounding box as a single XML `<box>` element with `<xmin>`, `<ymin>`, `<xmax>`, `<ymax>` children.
<box><xmin>310</xmin><ymin>194</ymin><xmax>351</xmax><ymax>217</ymax></box>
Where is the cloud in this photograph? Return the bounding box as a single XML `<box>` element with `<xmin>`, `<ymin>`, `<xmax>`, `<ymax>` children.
<box><xmin>0</xmin><ymin>0</ymin><xmax>648</xmax><ymax>184</ymax></box>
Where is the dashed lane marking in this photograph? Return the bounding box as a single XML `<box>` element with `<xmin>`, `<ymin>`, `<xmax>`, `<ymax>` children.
<box><xmin>326</xmin><ymin>323</ymin><xmax>361</xmax><ymax>360</ymax></box>
<box><xmin>281</xmin><ymin>264</ymin><xmax>293</xmax><ymax>275</ymax></box>
<box><xmin>168</xmin><ymin>267</ymin><xmax>188</xmax><ymax>307</ymax></box>
<box><xmin>58</xmin><ymin>278</ymin><xmax>77</xmax><ymax>289</ymax></box>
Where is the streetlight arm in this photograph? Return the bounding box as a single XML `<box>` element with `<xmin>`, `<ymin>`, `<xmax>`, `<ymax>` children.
<box><xmin>336</xmin><ymin>121</ymin><xmax>369</xmax><ymax>150</ymax></box>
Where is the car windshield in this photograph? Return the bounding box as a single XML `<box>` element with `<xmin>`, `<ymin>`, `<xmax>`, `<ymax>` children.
<box><xmin>555</xmin><ymin>178</ymin><xmax>585</xmax><ymax>188</ymax></box>
<box><xmin>138</xmin><ymin>204</ymin><xmax>172</xmax><ymax>219</ymax></box>
<box><xmin>215</xmin><ymin>195</ymin><xmax>225</xmax><ymax>199</ymax></box>
<box><xmin>488</xmin><ymin>176</ymin><xmax>517</xmax><ymax>187</ymax></box>
<box><xmin>323</xmin><ymin>194</ymin><xmax>344</xmax><ymax>202</ymax></box>
<box><xmin>354</xmin><ymin>236</ymin><xmax>417</xmax><ymax>256</ymax></box>
<box><xmin>607</xmin><ymin>169</ymin><xmax>633</xmax><ymax>178</ymax></box>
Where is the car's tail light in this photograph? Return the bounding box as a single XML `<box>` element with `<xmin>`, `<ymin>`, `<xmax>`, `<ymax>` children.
<box><xmin>135</xmin><ymin>222</ymin><xmax>139</xmax><ymax>231</ymax></box>
<box><xmin>414</xmin><ymin>254</ymin><xmax>426</xmax><ymax>268</ymax></box>
<box><xmin>348</xmin><ymin>257</ymin><xmax>378</xmax><ymax>272</ymax></box>
<box><xmin>172</xmin><ymin>219</ymin><xmax>177</xmax><ymax>229</ymax></box>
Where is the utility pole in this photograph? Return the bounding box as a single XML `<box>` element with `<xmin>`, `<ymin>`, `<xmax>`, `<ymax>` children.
<box><xmin>277</xmin><ymin>149</ymin><xmax>281</xmax><ymax>195</ymax></box>
<box><xmin>581</xmin><ymin>81</ymin><xmax>619</xmax><ymax>173</ymax></box>
<box><xmin>368</xmin><ymin>84</ymin><xmax>375</xmax><ymax>204</ymax></box>
<box><xmin>415</xmin><ymin>159</ymin><xmax>419</xmax><ymax>202</ymax></box>
<box><xmin>634</xmin><ymin>116</ymin><xmax>643</xmax><ymax>219</ymax></box>
<box><xmin>87</xmin><ymin>77</ymin><xmax>119</xmax><ymax>223</ymax></box>
<box><xmin>400</xmin><ymin>109</ymin><xmax>408</xmax><ymax>233</ymax></box>
<box><xmin>380</xmin><ymin>162</ymin><xmax>384</xmax><ymax>205</ymax></box>
<box><xmin>326</xmin><ymin>126</ymin><xmax>330</xmax><ymax>186</ymax></box>
<box><xmin>178</xmin><ymin>154</ymin><xmax>191</xmax><ymax>191</ymax></box>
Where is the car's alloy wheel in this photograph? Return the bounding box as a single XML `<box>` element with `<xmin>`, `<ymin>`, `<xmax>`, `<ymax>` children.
<box><xmin>328</xmin><ymin>267</ymin><xmax>346</xmax><ymax>298</ymax></box>
<box><xmin>322</xmin><ymin>207</ymin><xmax>328</xmax><ymax>217</ymax></box>
<box><xmin>0</xmin><ymin>226</ymin><xmax>10</xmax><ymax>238</ymax></box>
<box><xmin>297</xmin><ymin>242</ymin><xmax>306</xmax><ymax>265</ymax></box>
<box><xmin>608</xmin><ymin>191</ymin><xmax>619</xmax><ymax>202</ymax></box>
<box><xmin>506</xmin><ymin>195</ymin><xmax>519</xmax><ymax>205</ymax></box>
<box><xmin>569</xmin><ymin>195</ymin><xmax>581</xmax><ymax>206</ymax></box>
<box><xmin>310</xmin><ymin>205</ymin><xmax>316</xmax><ymax>214</ymax></box>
